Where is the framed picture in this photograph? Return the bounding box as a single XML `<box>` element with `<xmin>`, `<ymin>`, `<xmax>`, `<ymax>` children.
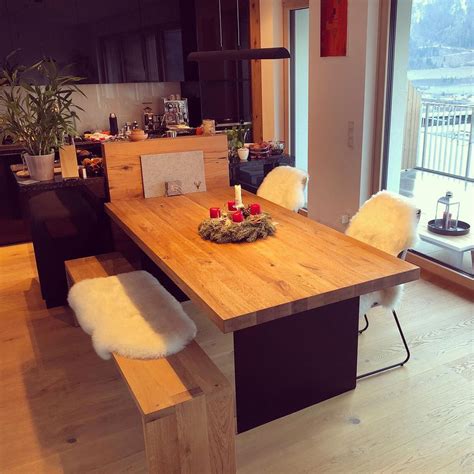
<box><xmin>320</xmin><ymin>0</ymin><xmax>348</xmax><ymax>57</ymax></box>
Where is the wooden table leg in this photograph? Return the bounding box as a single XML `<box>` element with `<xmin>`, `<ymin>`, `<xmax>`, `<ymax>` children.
<box><xmin>233</xmin><ymin>297</ymin><xmax>359</xmax><ymax>433</ymax></box>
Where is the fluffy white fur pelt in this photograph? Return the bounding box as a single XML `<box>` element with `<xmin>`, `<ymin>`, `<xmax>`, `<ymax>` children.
<box><xmin>68</xmin><ymin>271</ymin><xmax>197</xmax><ymax>360</ymax></box>
<box><xmin>346</xmin><ymin>190</ymin><xmax>419</xmax><ymax>315</ymax></box>
<box><xmin>257</xmin><ymin>166</ymin><xmax>309</xmax><ymax>211</ymax></box>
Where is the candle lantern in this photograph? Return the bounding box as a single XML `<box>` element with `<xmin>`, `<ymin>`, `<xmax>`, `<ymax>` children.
<box><xmin>427</xmin><ymin>191</ymin><xmax>470</xmax><ymax>236</ymax></box>
<box><xmin>435</xmin><ymin>191</ymin><xmax>459</xmax><ymax>231</ymax></box>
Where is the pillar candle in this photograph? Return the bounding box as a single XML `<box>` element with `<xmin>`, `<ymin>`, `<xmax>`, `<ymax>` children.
<box><xmin>234</xmin><ymin>184</ymin><xmax>242</xmax><ymax>207</ymax></box>
<box><xmin>250</xmin><ymin>203</ymin><xmax>261</xmax><ymax>215</ymax></box>
<box><xmin>227</xmin><ymin>200</ymin><xmax>236</xmax><ymax>211</ymax></box>
<box><xmin>209</xmin><ymin>207</ymin><xmax>221</xmax><ymax>218</ymax></box>
<box><xmin>232</xmin><ymin>210</ymin><xmax>244</xmax><ymax>223</ymax></box>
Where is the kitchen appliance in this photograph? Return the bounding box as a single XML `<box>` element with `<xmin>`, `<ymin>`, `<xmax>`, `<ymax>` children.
<box><xmin>163</xmin><ymin>99</ymin><xmax>189</xmax><ymax>127</ymax></box>
<box><xmin>109</xmin><ymin>113</ymin><xmax>119</xmax><ymax>135</ymax></box>
<box><xmin>142</xmin><ymin>103</ymin><xmax>154</xmax><ymax>133</ymax></box>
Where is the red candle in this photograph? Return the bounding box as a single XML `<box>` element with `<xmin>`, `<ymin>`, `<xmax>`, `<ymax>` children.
<box><xmin>209</xmin><ymin>207</ymin><xmax>221</xmax><ymax>218</ymax></box>
<box><xmin>232</xmin><ymin>210</ymin><xmax>244</xmax><ymax>223</ymax></box>
<box><xmin>250</xmin><ymin>203</ymin><xmax>261</xmax><ymax>215</ymax></box>
<box><xmin>228</xmin><ymin>200</ymin><xmax>236</xmax><ymax>211</ymax></box>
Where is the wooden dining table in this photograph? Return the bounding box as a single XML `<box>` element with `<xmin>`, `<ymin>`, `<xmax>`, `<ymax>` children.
<box><xmin>105</xmin><ymin>187</ymin><xmax>420</xmax><ymax>433</ymax></box>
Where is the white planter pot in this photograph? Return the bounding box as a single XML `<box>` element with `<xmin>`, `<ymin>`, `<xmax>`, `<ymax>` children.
<box><xmin>238</xmin><ymin>147</ymin><xmax>249</xmax><ymax>161</ymax></box>
<box><xmin>25</xmin><ymin>153</ymin><xmax>55</xmax><ymax>181</ymax></box>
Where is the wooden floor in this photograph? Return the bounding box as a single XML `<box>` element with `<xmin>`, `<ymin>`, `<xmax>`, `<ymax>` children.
<box><xmin>0</xmin><ymin>243</ymin><xmax>473</xmax><ymax>473</ymax></box>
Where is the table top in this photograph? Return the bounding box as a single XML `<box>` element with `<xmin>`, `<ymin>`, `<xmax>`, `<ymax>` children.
<box><xmin>105</xmin><ymin>188</ymin><xmax>419</xmax><ymax>333</ymax></box>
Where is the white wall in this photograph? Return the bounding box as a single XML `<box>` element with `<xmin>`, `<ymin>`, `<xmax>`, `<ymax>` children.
<box><xmin>0</xmin><ymin>82</ymin><xmax>181</xmax><ymax>135</ymax></box>
<box><xmin>72</xmin><ymin>82</ymin><xmax>181</xmax><ymax>134</ymax></box>
<box><xmin>307</xmin><ymin>0</ymin><xmax>380</xmax><ymax>231</ymax></box>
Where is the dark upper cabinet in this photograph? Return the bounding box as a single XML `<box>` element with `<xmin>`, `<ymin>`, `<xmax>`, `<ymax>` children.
<box><xmin>0</xmin><ymin>0</ymin><xmax>252</xmax><ymax>123</ymax></box>
<box><xmin>196</xmin><ymin>0</ymin><xmax>252</xmax><ymax>122</ymax></box>
<box><xmin>0</xmin><ymin>0</ymin><xmax>184</xmax><ymax>84</ymax></box>
<box><xmin>195</xmin><ymin>0</ymin><xmax>250</xmax><ymax>82</ymax></box>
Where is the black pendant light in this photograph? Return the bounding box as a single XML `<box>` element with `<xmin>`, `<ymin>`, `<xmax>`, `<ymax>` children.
<box><xmin>187</xmin><ymin>47</ymin><xmax>290</xmax><ymax>62</ymax></box>
<box><xmin>188</xmin><ymin>0</ymin><xmax>290</xmax><ymax>63</ymax></box>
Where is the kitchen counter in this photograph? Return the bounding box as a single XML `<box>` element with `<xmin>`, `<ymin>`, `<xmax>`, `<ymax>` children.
<box><xmin>11</xmin><ymin>164</ymin><xmax>105</xmax><ymax>194</ymax></box>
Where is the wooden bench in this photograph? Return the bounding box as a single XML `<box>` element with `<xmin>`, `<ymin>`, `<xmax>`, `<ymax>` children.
<box><xmin>65</xmin><ymin>253</ymin><xmax>236</xmax><ymax>474</ymax></box>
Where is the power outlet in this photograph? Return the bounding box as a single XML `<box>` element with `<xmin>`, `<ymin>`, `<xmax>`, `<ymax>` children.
<box><xmin>347</xmin><ymin>121</ymin><xmax>354</xmax><ymax>149</ymax></box>
<box><xmin>341</xmin><ymin>214</ymin><xmax>350</xmax><ymax>225</ymax></box>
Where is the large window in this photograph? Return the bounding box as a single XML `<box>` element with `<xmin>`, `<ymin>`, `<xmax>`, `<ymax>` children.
<box><xmin>384</xmin><ymin>0</ymin><xmax>473</xmax><ymax>276</ymax></box>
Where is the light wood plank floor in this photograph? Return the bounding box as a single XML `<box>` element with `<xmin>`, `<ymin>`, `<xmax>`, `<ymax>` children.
<box><xmin>0</xmin><ymin>243</ymin><xmax>472</xmax><ymax>473</ymax></box>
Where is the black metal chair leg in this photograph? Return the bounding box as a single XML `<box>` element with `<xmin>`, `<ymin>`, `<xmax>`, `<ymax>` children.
<box><xmin>358</xmin><ymin>314</ymin><xmax>369</xmax><ymax>334</ymax></box>
<box><xmin>357</xmin><ymin>310</ymin><xmax>411</xmax><ymax>380</ymax></box>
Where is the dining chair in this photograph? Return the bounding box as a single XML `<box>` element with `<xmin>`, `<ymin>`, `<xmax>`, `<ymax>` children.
<box><xmin>256</xmin><ymin>165</ymin><xmax>309</xmax><ymax>212</ymax></box>
<box><xmin>345</xmin><ymin>190</ymin><xmax>420</xmax><ymax>379</ymax></box>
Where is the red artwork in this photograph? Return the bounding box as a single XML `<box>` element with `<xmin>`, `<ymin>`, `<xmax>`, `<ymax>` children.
<box><xmin>320</xmin><ymin>0</ymin><xmax>348</xmax><ymax>57</ymax></box>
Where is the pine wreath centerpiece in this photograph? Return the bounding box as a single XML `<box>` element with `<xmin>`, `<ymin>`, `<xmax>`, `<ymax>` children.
<box><xmin>198</xmin><ymin>205</ymin><xmax>276</xmax><ymax>243</ymax></box>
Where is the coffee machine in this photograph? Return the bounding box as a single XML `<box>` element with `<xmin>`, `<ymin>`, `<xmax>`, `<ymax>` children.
<box><xmin>163</xmin><ymin>98</ymin><xmax>189</xmax><ymax>127</ymax></box>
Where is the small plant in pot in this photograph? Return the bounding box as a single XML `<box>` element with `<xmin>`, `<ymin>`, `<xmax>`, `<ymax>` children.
<box><xmin>226</xmin><ymin>122</ymin><xmax>250</xmax><ymax>161</ymax></box>
<box><xmin>0</xmin><ymin>52</ymin><xmax>84</xmax><ymax>181</ymax></box>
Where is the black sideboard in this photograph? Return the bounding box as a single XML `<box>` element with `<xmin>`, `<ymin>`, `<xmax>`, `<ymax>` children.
<box><xmin>229</xmin><ymin>155</ymin><xmax>296</xmax><ymax>194</ymax></box>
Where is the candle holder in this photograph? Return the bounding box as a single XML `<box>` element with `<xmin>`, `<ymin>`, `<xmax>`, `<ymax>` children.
<box><xmin>427</xmin><ymin>191</ymin><xmax>470</xmax><ymax>236</ymax></box>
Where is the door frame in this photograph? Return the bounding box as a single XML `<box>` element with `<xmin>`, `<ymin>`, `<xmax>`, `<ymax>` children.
<box><xmin>282</xmin><ymin>0</ymin><xmax>309</xmax><ymax>155</ymax></box>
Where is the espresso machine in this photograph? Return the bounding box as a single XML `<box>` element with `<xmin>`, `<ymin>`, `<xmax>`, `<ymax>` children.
<box><xmin>163</xmin><ymin>98</ymin><xmax>189</xmax><ymax>128</ymax></box>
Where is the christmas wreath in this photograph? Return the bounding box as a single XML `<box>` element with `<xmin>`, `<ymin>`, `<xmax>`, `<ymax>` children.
<box><xmin>198</xmin><ymin>208</ymin><xmax>276</xmax><ymax>243</ymax></box>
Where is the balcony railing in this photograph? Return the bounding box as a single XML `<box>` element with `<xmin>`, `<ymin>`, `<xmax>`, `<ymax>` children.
<box><xmin>416</xmin><ymin>100</ymin><xmax>473</xmax><ymax>181</ymax></box>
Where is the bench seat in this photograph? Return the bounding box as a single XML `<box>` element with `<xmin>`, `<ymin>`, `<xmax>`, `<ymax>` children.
<box><xmin>65</xmin><ymin>253</ymin><xmax>236</xmax><ymax>474</ymax></box>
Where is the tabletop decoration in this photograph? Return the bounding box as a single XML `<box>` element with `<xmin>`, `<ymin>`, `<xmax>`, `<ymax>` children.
<box><xmin>209</xmin><ymin>207</ymin><xmax>221</xmax><ymax>218</ymax></box>
<box><xmin>234</xmin><ymin>184</ymin><xmax>244</xmax><ymax>208</ymax></box>
<box><xmin>199</xmin><ymin>203</ymin><xmax>276</xmax><ymax>243</ymax></box>
<box><xmin>427</xmin><ymin>191</ymin><xmax>470</xmax><ymax>236</ymax></box>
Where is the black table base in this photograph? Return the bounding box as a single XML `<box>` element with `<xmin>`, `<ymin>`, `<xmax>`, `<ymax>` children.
<box><xmin>233</xmin><ymin>297</ymin><xmax>359</xmax><ymax>433</ymax></box>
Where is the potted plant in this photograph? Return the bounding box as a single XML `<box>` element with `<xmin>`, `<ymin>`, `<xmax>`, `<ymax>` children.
<box><xmin>0</xmin><ymin>52</ymin><xmax>84</xmax><ymax>181</ymax></box>
<box><xmin>226</xmin><ymin>122</ymin><xmax>250</xmax><ymax>161</ymax></box>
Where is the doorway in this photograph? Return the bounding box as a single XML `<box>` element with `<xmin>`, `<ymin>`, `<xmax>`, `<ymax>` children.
<box><xmin>284</xmin><ymin>0</ymin><xmax>309</xmax><ymax>203</ymax></box>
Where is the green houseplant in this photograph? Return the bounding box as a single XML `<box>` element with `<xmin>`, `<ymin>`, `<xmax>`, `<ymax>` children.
<box><xmin>226</xmin><ymin>123</ymin><xmax>250</xmax><ymax>160</ymax></box>
<box><xmin>0</xmin><ymin>52</ymin><xmax>84</xmax><ymax>180</ymax></box>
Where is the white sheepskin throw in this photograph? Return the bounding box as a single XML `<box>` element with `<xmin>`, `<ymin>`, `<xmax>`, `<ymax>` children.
<box><xmin>346</xmin><ymin>190</ymin><xmax>419</xmax><ymax>315</ymax></box>
<box><xmin>257</xmin><ymin>166</ymin><xmax>309</xmax><ymax>211</ymax></box>
<box><xmin>67</xmin><ymin>271</ymin><xmax>197</xmax><ymax>360</ymax></box>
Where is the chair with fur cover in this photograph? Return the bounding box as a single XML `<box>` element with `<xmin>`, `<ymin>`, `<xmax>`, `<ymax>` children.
<box><xmin>257</xmin><ymin>166</ymin><xmax>309</xmax><ymax>212</ymax></box>
<box><xmin>346</xmin><ymin>190</ymin><xmax>420</xmax><ymax>379</ymax></box>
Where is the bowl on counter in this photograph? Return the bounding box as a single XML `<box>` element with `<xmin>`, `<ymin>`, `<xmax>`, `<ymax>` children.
<box><xmin>249</xmin><ymin>142</ymin><xmax>271</xmax><ymax>160</ymax></box>
<box><xmin>270</xmin><ymin>140</ymin><xmax>285</xmax><ymax>155</ymax></box>
<box><xmin>129</xmin><ymin>129</ymin><xmax>148</xmax><ymax>142</ymax></box>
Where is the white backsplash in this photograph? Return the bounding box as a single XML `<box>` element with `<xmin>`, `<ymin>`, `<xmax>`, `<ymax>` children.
<box><xmin>73</xmin><ymin>82</ymin><xmax>181</xmax><ymax>134</ymax></box>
